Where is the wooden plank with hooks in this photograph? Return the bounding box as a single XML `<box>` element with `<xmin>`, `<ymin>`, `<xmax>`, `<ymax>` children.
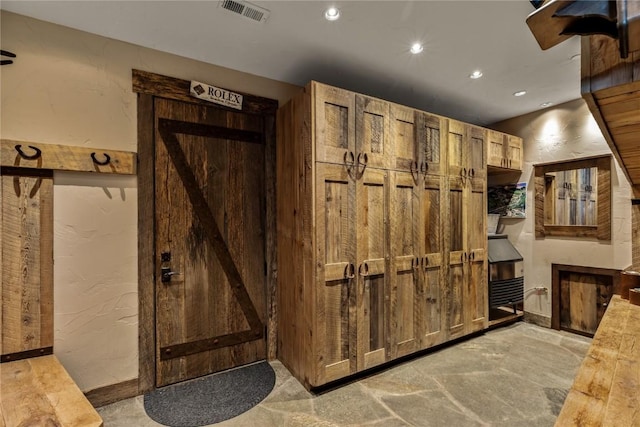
<box><xmin>1</xmin><ymin>139</ymin><xmax>136</xmax><ymax>175</ymax></box>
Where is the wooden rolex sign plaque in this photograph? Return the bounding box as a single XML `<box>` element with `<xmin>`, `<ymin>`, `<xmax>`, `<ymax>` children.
<box><xmin>190</xmin><ymin>80</ymin><xmax>243</xmax><ymax>110</ymax></box>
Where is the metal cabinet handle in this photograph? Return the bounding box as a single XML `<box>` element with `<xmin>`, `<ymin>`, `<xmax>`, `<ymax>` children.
<box><xmin>412</xmin><ymin>257</ymin><xmax>421</xmax><ymax>270</ymax></box>
<box><xmin>421</xmin><ymin>162</ymin><xmax>428</xmax><ymax>175</ymax></box>
<box><xmin>423</xmin><ymin>257</ymin><xmax>429</xmax><ymax>268</ymax></box>
<box><xmin>344</xmin><ymin>263</ymin><xmax>355</xmax><ymax>279</ymax></box>
<box><xmin>357</xmin><ymin>152</ymin><xmax>368</xmax><ymax>166</ymax></box>
<box><xmin>343</xmin><ymin>151</ymin><xmax>355</xmax><ymax>169</ymax></box>
<box><xmin>359</xmin><ymin>262</ymin><xmax>369</xmax><ymax>277</ymax></box>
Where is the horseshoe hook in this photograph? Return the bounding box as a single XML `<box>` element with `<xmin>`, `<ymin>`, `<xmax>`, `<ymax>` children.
<box><xmin>15</xmin><ymin>144</ymin><xmax>42</xmax><ymax>160</ymax></box>
<box><xmin>91</xmin><ymin>152</ymin><xmax>111</xmax><ymax>166</ymax></box>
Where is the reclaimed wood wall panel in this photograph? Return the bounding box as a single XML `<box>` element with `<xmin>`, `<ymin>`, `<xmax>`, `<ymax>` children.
<box><xmin>581</xmin><ymin>34</ymin><xmax>640</xmax><ymax>187</ymax></box>
<box><xmin>1</xmin><ymin>172</ymin><xmax>53</xmax><ymax>358</ymax></box>
<box><xmin>136</xmin><ymin>93</ymin><xmax>155</xmax><ymax>394</ymax></box>
<box><xmin>1</xmin><ymin>140</ymin><xmax>136</xmax><ymax>175</ymax></box>
<box><xmin>276</xmin><ymin>84</ymin><xmax>316</xmax><ymax>387</ymax></box>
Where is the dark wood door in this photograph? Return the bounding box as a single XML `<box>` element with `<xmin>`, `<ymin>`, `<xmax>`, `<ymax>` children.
<box><xmin>154</xmin><ymin>98</ymin><xmax>266</xmax><ymax>386</ymax></box>
<box><xmin>552</xmin><ymin>264</ymin><xmax>621</xmax><ymax>337</ymax></box>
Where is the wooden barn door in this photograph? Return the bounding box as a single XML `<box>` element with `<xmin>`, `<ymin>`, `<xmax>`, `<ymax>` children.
<box><xmin>153</xmin><ymin>97</ymin><xmax>267</xmax><ymax>386</ymax></box>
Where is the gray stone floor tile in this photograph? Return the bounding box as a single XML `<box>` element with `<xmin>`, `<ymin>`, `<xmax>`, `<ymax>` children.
<box><xmin>97</xmin><ymin>323</ymin><xmax>590</xmax><ymax>427</ymax></box>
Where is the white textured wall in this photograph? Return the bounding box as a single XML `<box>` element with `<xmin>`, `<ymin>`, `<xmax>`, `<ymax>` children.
<box><xmin>491</xmin><ymin>99</ymin><xmax>632</xmax><ymax>321</ymax></box>
<box><xmin>1</xmin><ymin>11</ymin><xmax>299</xmax><ymax>391</ymax></box>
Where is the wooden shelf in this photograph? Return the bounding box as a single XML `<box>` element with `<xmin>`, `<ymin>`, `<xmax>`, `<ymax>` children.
<box><xmin>1</xmin><ymin>139</ymin><xmax>136</xmax><ymax>175</ymax></box>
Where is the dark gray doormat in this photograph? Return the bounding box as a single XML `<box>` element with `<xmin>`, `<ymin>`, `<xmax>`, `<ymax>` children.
<box><xmin>143</xmin><ymin>361</ymin><xmax>276</xmax><ymax>426</ymax></box>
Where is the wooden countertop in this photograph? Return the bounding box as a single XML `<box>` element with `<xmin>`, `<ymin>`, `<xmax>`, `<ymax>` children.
<box><xmin>555</xmin><ymin>295</ymin><xmax>640</xmax><ymax>426</ymax></box>
<box><xmin>0</xmin><ymin>355</ymin><xmax>103</xmax><ymax>427</ymax></box>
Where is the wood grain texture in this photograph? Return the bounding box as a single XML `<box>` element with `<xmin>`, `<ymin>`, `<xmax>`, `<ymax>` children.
<box><xmin>315</xmin><ymin>162</ymin><xmax>356</xmax><ymax>384</ymax></box>
<box><xmin>135</xmin><ymin>71</ymin><xmax>277</xmax><ymax>390</ymax></box>
<box><xmin>534</xmin><ymin>155</ymin><xmax>611</xmax><ymax>240</ymax></box>
<box><xmin>265</xmin><ymin>113</ymin><xmax>278</xmax><ymax>361</ymax></box>
<box><xmin>551</xmin><ymin>263</ymin><xmax>621</xmax><ymax>333</ymax></box>
<box><xmin>0</xmin><ymin>355</ymin><xmax>103</xmax><ymax>427</ymax></box>
<box><xmin>581</xmin><ymin>32</ymin><xmax>640</xmax><ymax>187</ymax></box>
<box><xmin>356</xmin><ymin>167</ymin><xmax>388</xmax><ymax>369</ymax></box>
<box><xmin>84</xmin><ymin>378</ymin><xmax>139</xmax><ymax>408</ymax></box>
<box><xmin>132</xmin><ymin>69</ymin><xmax>278</xmax><ymax>115</ymax></box>
<box><xmin>154</xmin><ymin>98</ymin><xmax>266</xmax><ymax>386</ymax></box>
<box><xmin>136</xmin><ymin>93</ymin><xmax>155</xmax><ymax>394</ymax></box>
<box><xmin>277</xmin><ymin>81</ymin><xmax>505</xmax><ymax>389</ymax></box>
<box><xmin>555</xmin><ymin>296</ymin><xmax>640</xmax><ymax>427</ymax></box>
<box><xmin>420</xmin><ymin>175</ymin><xmax>446</xmax><ymax>348</ymax></box>
<box><xmin>1</xmin><ymin>174</ymin><xmax>53</xmax><ymax>357</ymax></box>
<box><xmin>390</xmin><ymin>104</ymin><xmax>419</xmax><ymax>172</ymax></box>
<box><xmin>633</xmin><ymin>200</ymin><xmax>640</xmax><ymax>269</ymax></box>
<box><xmin>314</xmin><ymin>82</ymin><xmax>355</xmax><ymax>165</ymax></box>
<box><xmin>356</xmin><ymin>94</ymin><xmax>391</xmax><ymax>170</ymax></box>
<box><xmin>276</xmin><ymin>84</ymin><xmax>316</xmax><ymax>388</ymax></box>
<box><xmin>1</xmin><ymin>139</ymin><xmax>136</xmax><ymax>174</ymax></box>
<box><xmin>389</xmin><ymin>171</ymin><xmax>419</xmax><ymax>359</ymax></box>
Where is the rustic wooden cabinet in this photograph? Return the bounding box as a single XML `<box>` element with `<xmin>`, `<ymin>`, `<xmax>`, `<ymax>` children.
<box><xmin>446</xmin><ymin>121</ymin><xmax>488</xmax><ymax>339</ymax></box>
<box><xmin>487</xmin><ymin>130</ymin><xmax>523</xmax><ymax>171</ymax></box>
<box><xmin>278</xmin><ymin>81</ymin><xmax>490</xmax><ymax>389</ymax></box>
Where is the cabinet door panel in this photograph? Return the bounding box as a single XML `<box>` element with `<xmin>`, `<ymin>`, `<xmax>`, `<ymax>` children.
<box><xmin>420</xmin><ymin>175</ymin><xmax>445</xmax><ymax>347</ymax></box>
<box><xmin>507</xmin><ymin>136</ymin><xmax>523</xmax><ymax>170</ymax></box>
<box><xmin>390</xmin><ymin>104</ymin><xmax>418</xmax><ymax>171</ymax></box>
<box><xmin>447</xmin><ymin>176</ymin><xmax>466</xmax><ymax>338</ymax></box>
<box><xmin>315</xmin><ymin>83</ymin><xmax>355</xmax><ymax>165</ymax></box>
<box><xmin>448</xmin><ymin>261</ymin><xmax>465</xmax><ymax>338</ymax></box>
<box><xmin>468</xmin><ymin>250</ymin><xmax>487</xmax><ymax>332</ymax></box>
<box><xmin>389</xmin><ymin>171</ymin><xmax>420</xmax><ymax>358</ymax></box>
<box><xmin>468</xmin><ymin>125</ymin><xmax>487</xmax><ymax>181</ymax></box>
<box><xmin>468</xmin><ymin>184</ymin><xmax>487</xmax><ymax>333</ymax></box>
<box><xmin>357</xmin><ymin>95</ymin><xmax>391</xmax><ymax>170</ymax></box>
<box><xmin>487</xmin><ymin>130</ymin><xmax>506</xmax><ymax>168</ymax></box>
<box><xmin>357</xmin><ymin>168</ymin><xmax>388</xmax><ymax>369</ymax></box>
<box><xmin>448</xmin><ymin>120</ymin><xmax>465</xmax><ymax>178</ymax></box>
<box><xmin>448</xmin><ymin>177</ymin><xmax>465</xmax><ymax>254</ymax></box>
<box><xmin>316</xmin><ymin>163</ymin><xmax>356</xmax><ymax>383</ymax></box>
<box><xmin>420</xmin><ymin>113</ymin><xmax>446</xmax><ymax>175</ymax></box>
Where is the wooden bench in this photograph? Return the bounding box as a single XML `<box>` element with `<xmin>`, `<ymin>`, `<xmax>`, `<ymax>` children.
<box><xmin>555</xmin><ymin>295</ymin><xmax>640</xmax><ymax>426</ymax></box>
<box><xmin>0</xmin><ymin>355</ymin><xmax>103</xmax><ymax>427</ymax></box>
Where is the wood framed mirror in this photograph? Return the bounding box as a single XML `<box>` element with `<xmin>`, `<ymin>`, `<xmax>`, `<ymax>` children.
<box><xmin>534</xmin><ymin>155</ymin><xmax>611</xmax><ymax>240</ymax></box>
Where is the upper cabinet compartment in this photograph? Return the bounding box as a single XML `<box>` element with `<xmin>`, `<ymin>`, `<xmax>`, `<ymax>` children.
<box><xmin>356</xmin><ymin>94</ymin><xmax>391</xmax><ymax>170</ymax></box>
<box><xmin>487</xmin><ymin>130</ymin><xmax>523</xmax><ymax>171</ymax></box>
<box><xmin>314</xmin><ymin>82</ymin><xmax>355</xmax><ymax>164</ymax></box>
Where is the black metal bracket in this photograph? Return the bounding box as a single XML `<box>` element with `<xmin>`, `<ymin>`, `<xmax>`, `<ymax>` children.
<box><xmin>1</xmin><ymin>49</ymin><xmax>16</xmax><ymax>66</ymax></box>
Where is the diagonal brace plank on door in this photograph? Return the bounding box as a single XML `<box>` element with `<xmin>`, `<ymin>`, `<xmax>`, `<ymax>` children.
<box><xmin>158</xmin><ymin>119</ymin><xmax>263</xmax><ymax>351</ymax></box>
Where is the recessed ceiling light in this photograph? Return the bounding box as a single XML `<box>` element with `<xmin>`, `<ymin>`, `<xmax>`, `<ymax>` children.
<box><xmin>324</xmin><ymin>7</ymin><xmax>340</xmax><ymax>21</ymax></box>
<box><xmin>513</xmin><ymin>90</ymin><xmax>527</xmax><ymax>97</ymax></box>
<box><xmin>469</xmin><ymin>70</ymin><xmax>483</xmax><ymax>79</ymax></box>
<box><xmin>410</xmin><ymin>43</ymin><xmax>424</xmax><ymax>54</ymax></box>
<box><xmin>540</xmin><ymin>101</ymin><xmax>553</xmax><ymax>107</ymax></box>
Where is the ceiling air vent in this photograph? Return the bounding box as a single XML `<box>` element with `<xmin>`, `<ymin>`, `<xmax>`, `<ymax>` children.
<box><xmin>219</xmin><ymin>0</ymin><xmax>270</xmax><ymax>23</ymax></box>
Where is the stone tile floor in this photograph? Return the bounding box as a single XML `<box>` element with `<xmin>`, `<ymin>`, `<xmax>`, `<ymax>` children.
<box><xmin>98</xmin><ymin>323</ymin><xmax>591</xmax><ymax>426</ymax></box>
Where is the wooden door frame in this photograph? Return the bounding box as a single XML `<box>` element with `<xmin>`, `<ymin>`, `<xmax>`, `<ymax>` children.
<box><xmin>551</xmin><ymin>263</ymin><xmax>621</xmax><ymax>334</ymax></box>
<box><xmin>133</xmin><ymin>70</ymin><xmax>278</xmax><ymax>393</ymax></box>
